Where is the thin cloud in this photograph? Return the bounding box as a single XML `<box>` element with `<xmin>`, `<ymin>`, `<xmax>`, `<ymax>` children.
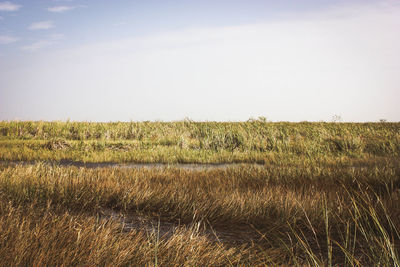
<box><xmin>21</xmin><ymin>34</ymin><xmax>64</xmax><ymax>52</ymax></box>
<box><xmin>28</xmin><ymin>21</ymin><xmax>54</xmax><ymax>30</ymax></box>
<box><xmin>0</xmin><ymin>16</ymin><xmax>3</xmax><ymax>20</ymax></box>
<box><xmin>47</xmin><ymin>6</ymin><xmax>75</xmax><ymax>13</ymax></box>
<box><xmin>21</xmin><ymin>40</ymin><xmax>53</xmax><ymax>52</ymax></box>
<box><xmin>113</xmin><ymin>22</ymin><xmax>126</xmax><ymax>26</ymax></box>
<box><xmin>0</xmin><ymin>1</ymin><xmax>21</xmax><ymax>11</ymax></box>
<box><xmin>0</xmin><ymin>35</ymin><xmax>18</xmax><ymax>44</ymax></box>
<box><xmin>50</xmin><ymin>33</ymin><xmax>65</xmax><ymax>40</ymax></box>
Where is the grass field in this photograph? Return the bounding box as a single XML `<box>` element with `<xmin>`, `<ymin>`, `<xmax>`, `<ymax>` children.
<box><xmin>0</xmin><ymin>121</ymin><xmax>399</xmax><ymax>266</ymax></box>
<box><xmin>0</xmin><ymin>120</ymin><xmax>399</xmax><ymax>163</ymax></box>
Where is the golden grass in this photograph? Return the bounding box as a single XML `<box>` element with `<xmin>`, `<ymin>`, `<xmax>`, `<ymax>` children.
<box><xmin>0</xmin><ymin>162</ymin><xmax>399</xmax><ymax>265</ymax></box>
<box><xmin>0</xmin><ymin>120</ymin><xmax>399</xmax><ymax>265</ymax></box>
<box><xmin>0</xmin><ymin>202</ymin><xmax>252</xmax><ymax>266</ymax></box>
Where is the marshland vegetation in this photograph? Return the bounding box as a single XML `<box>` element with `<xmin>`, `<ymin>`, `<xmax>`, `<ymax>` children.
<box><xmin>0</xmin><ymin>120</ymin><xmax>399</xmax><ymax>266</ymax></box>
<box><xmin>0</xmin><ymin>120</ymin><xmax>399</xmax><ymax>163</ymax></box>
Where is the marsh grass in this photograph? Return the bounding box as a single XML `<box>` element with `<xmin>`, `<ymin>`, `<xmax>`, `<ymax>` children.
<box><xmin>0</xmin><ymin>120</ymin><xmax>399</xmax><ymax>265</ymax></box>
<box><xmin>0</xmin><ymin>202</ymin><xmax>250</xmax><ymax>266</ymax></box>
<box><xmin>0</xmin><ymin>121</ymin><xmax>399</xmax><ymax>163</ymax></box>
<box><xmin>0</xmin><ymin>162</ymin><xmax>399</xmax><ymax>265</ymax></box>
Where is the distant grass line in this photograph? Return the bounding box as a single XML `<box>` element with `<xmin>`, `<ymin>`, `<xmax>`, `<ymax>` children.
<box><xmin>0</xmin><ymin>163</ymin><xmax>399</xmax><ymax>265</ymax></box>
<box><xmin>1</xmin><ymin>120</ymin><xmax>399</xmax><ymax>163</ymax></box>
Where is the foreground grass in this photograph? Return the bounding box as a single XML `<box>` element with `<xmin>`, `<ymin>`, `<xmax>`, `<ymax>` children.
<box><xmin>0</xmin><ymin>202</ymin><xmax>250</xmax><ymax>266</ymax></box>
<box><xmin>0</xmin><ymin>162</ymin><xmax>399</xmax><ymax>266</ymax></box>
<box><xmin>0</xmin><ymin>120</ymin><xmax>399</xmax><ymax>163</ymax></box>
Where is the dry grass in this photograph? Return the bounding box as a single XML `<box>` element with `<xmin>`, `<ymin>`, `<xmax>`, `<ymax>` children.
<box><xmin>0</xmin><ymin>120</ymin><xmax>399</xmax><ymax>265</ymax></box>
<box><xmin>0</xmin><ymin>202</ymin><xmax>251</xmax><ymax>266</ymax></box>
<box><xmin>0</xmin><ymin>161</ymin><xmax>399</xmax><ymax>266</ymax></box>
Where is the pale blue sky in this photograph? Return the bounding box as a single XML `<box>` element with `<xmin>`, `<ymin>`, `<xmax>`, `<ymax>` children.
<box><xmin>0</xmin><ymin>0</ymin><xmax>399</xmax><ymax>121</ymax></box>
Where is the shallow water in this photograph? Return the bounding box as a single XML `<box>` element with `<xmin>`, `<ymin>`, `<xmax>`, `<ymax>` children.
<box><xmin>0</xmin><ymin>160</ymin><xmax>264</xmax><ymax>170</ymax></box>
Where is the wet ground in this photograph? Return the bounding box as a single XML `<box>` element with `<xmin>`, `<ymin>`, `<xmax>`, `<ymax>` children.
<box><xmin>98</xmin><ymin>209</ymin><xmax>262</xmax><ymax>246</ymax></box>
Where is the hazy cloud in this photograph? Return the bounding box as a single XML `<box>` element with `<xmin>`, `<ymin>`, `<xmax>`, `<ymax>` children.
<box><xmin>0</xmin><ymin>1</ymin><xmax>21</xmax><ymax>11</ymax></box>
<box><xmin>28</xmin><ymin>21</ymin><xmax>54</xmax><ymax>30</ymax></box>
<box><xmin>21</xmin><ymin>34</ymin><xmax>64</xmax><ymax>52</ymax></box>
<box><xmin>21</xmin><ymin>40</ymin><xmax>53</xmax><ymax>52</ymax></box>
<box><xmin>47</xmin><ymin>6</ymin><xmax>75</xmax><ymax>13</ymax></box>
<box><xmin>113</xmin><ymin>21</ymin><xmax>126</xmax><ymax>27</ymax></box>
<box><xmin>0</xmin><ymin>35</ymin><xmax>18</xmax><ymax>44</ymax></box>
<box><xmin>50</xmin><ymin>33</ymin><xmax>65</xmax><ymax>40</ymax></box>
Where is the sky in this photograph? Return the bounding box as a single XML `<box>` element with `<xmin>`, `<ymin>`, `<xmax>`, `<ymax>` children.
<box><xmin>0</xmin><ymin>0</ymin><xmax>399</xmax><ymax>122</ymax></box>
